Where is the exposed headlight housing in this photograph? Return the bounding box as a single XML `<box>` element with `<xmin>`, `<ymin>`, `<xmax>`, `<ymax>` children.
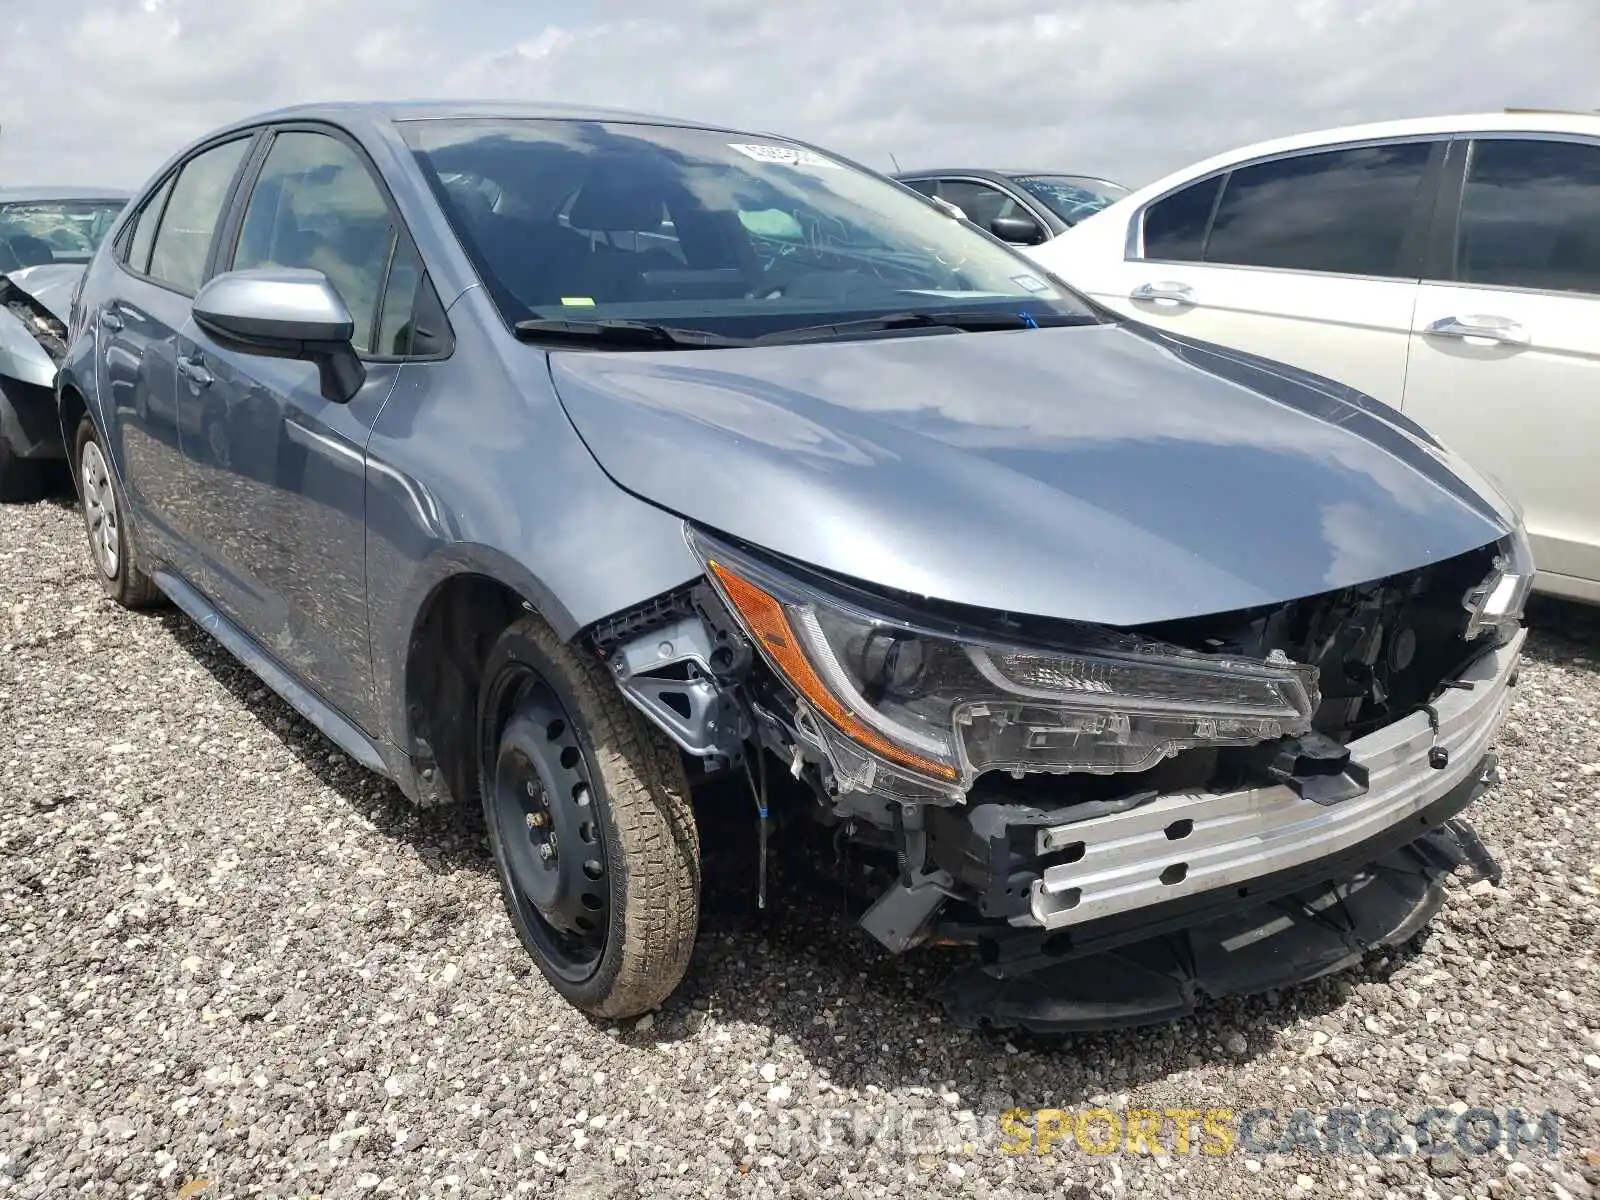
<box><xmin>689</xmin><ymin>530</ymin><xmax>1320</xmax><ymax>802</ymax></box>
<box><xmin>1463</xmin><ymin>525</ymin><xmax>1534</xmax><ymax>644</ymax></box>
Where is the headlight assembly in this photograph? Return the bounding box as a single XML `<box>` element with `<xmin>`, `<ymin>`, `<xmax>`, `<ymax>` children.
<box><xmin>1463</xmin><ymin>524</ymin><xmax>1535</xmax><ymax>644</ymax></box>
<box><xmin>689</xmin><ymin>529</ymin><xmax>1321</xmax><ymax>801</ymax></box>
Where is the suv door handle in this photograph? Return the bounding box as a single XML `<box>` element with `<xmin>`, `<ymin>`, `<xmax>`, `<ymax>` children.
<box><xmin>1130</xmin><ymin>281</ymin><xmax>1195</xmax><ymax>306</ymax></box>
<box><xmin>99</xmin><ymin>310</ymin><xmax>124</xmax><ymax>331</ymax></box>
<box><xmin>1424</xmin><ymin>315</ymin><xmax>1529</xmax><ymax>347</ymax></box>
<box><xmin>177</xmin><ymin>356</ymin><xmax>214</xmax><ymax>388</ymax></box>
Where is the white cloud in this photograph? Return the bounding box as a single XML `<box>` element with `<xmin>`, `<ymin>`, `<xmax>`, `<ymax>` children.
<box><xmin>0</xmin><ymin>0</ymin><xmax>1593</xmax><ymax>190</ymax></box>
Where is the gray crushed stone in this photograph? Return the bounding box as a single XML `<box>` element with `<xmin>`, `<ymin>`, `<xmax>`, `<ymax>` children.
<box><xmin>2</xmin><ymin>496</ymin><xmax>1597</xmax><ymax>1198</ymax></box>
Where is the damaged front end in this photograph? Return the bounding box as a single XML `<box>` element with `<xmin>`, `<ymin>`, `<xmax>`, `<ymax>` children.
<box><xmin>0</xmin><ymin>268</ymin><xmax>73</xmax><ymax>385</ymax></box>
<box><xmin>0</xmin><ymin>267</ymin><xmax>79</xmax><ymax>467</ymax></box>
<box><xmin>593</xmin><ymin>523</ymin><xmax>1531</xmax><ymax>1032</ymax></box>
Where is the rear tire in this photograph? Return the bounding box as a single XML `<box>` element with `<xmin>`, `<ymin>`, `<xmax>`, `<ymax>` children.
<box><xmin>0</xmin><ymin>434</ymin><xmax>46</xmax><ymax>503</ymax></box>
<box><xmin>74</xmin><ymin>419</ymin><xmax>163</xmax><ymax>609</ymax></box>
<box><xmin>478</xmin><ymin>615</ymin><xmax>700</xmax><ymax>1018</ymax></box>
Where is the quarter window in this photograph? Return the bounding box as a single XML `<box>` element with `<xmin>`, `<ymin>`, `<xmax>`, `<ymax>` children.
<box><xmin>124</xmin><ymin>175</ymin><xmax>174</xmax><ymax>274</ymax></box>
<box><xmin>1455</xmin><ymin>138</ymin><xmax>1600</xmax><ymax>295</ymax></box>
<box><xmin>375</xmin><ymin>239</ymin><xmax>422</xmax><ymax>357</ymax></box>
<box><xmin>1142</xmin><ymin>175</ymin><xmax>1223</xmax><ymax>262</ymax></box>
<box><xmin>146</xmin><ymin>139</ymin><xmax>251</xmax><ymax>293</ymax></box>
<box><xmin>232</xmin><ymin>131</ymin><xmax>397</xmax><ymax>352</ymax></box>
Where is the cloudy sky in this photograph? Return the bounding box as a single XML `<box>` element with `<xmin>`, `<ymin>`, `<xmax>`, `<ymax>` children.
<box><xmin>2</xmin><ymin>0</ymin><xmax>1595</xmax><ymax>192</ymax></box>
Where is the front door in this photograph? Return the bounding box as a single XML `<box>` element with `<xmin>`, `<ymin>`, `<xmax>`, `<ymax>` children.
<box><xmin>1403</xmin><ymin>135</ymin><xmax>1600</xmax><ymax>596</ymax></box>
<box><xmin>173</xmin><ymin>127</ymin><xmax>413</xmax><ymax>733</ymax></box>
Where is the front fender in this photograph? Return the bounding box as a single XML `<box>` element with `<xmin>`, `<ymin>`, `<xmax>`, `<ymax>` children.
<box><xmin>0</xmin><ymin>307</ymin><xmax>56</xmax><ymax>389</ymax></box>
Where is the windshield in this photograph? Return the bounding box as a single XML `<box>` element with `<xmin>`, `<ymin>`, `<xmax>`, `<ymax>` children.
<box><xmin>1013</xmin><ymin>176</ymin><xmax>1130</xmax><ymax>225</ymax></box>
<box><xmin>401</xmin><ymin>120</ymin><xmax>1096</xmax><ymax>338</ymax></box>
<box><xmin>0</xmin><ymin>200</ymin><xmax>127</xmax><ymax>270</ymax></box>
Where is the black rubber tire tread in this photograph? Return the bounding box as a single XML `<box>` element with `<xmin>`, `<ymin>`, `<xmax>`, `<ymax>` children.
<box><xmin>0</xmin><ymin>433</ymin><xmax>46</xmax><ymax>503</ymax></box>
<box><xmin>480</xmin><ymin>614</ymin><xmax>700</xmax><ymax>1018</ymax></box>
<box><xmin>74</xmin><ymin>418</ymin><xmax>164</xmax><ymax>610</ymax></box>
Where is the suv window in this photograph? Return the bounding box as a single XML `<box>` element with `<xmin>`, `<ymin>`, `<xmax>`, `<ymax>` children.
<box><xmin>125</xmin><ymin>176</ymin><xmax>174</xmax><ymax>274</ymax></box>
<box><xmin>938</xmin><ymin>179</ymin><xmax>1025</xmax><ymax>227</ymax></box>
<box><xmin>1142</xmin><ymin>175</ymin><xmax>1223</xmax><ymax>262</ymax></box>
<box><xmin>1455</xmin><ymin>138</ymin><xmax>1600</xmax><ymax>295</ymax></box>
<box><xmin>147</xmin><ymin>138</ymin><xmax>251</xmax><ymax>293</ymax></box>
<box><xmin>1204</xmin><ymin>142</ymin><xmax>1432</xmax><ymax>277</ymax></box>
<box><xmin>900</xmin><ymin>179</ymin><xmax>939</xmax><ymax>198</ymax></box>
<box><xmin>232</xmin><ymin>131</ymin><xmax>397</xmax><ymax>352</ymax></box>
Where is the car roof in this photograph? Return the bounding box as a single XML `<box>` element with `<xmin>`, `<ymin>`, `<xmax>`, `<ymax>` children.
<box><xmin>0</xmin><ymin>185</ymin><xmax>130</xmax><ymax>203</ymax></box>
<box><xmin>1157</xmin><ymin>110</ymin><xmax>1600</xmax><ymax>184</ymax></box>
<box><xmin>894</xmin><ymin>168</ymin><xmax>1122</xmax><ymax>186</ymax></box>
<box><xmin>209</xmin><ymin>99</ymin><xmax>748</xmax><ymax>138</ymax></box>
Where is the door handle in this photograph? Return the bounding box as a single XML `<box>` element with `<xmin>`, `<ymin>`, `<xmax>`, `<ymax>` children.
<box><xmin>99</xmin><ymin>310</ymin><xmax>124</xmax><ymax>331</ymax></box>
<box><xmin>1130</xmin><ymin>281</ymin><xmax>1195</xmax><ymax>306</ymax></box>
<box><xmin>1424</xmin><ymin>315</ymin><xmax>1529</xmax><ymax>347</ymax></box>
<box><xmin>177</xmin><ymin>356</ymin><xmax>214</xmax><ymax>388</ymax></box>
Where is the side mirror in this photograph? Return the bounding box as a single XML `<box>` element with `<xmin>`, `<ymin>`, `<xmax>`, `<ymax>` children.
<box><xmin>192</xmin><ymin>268</ymin><xmax>366</xmax><ymax>403</ymax></box>
<box><xmin>989</xmin><ymin>215</ymin><xmax>1046</xmax><ymax>246</ymax></box>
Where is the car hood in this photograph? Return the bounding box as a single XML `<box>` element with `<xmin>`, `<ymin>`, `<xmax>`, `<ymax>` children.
<box><xmin>0</xmin><ymin>263</ymin><xmax>83</xmax><ymax>386</ymax></box>
<box><xmin>4</xmin><ymin>262</ymin><xmax>84</xmax><ymax>323</ymax></box>
<box><xmin>547</xmin><ymin>323</ymin><xmax>1512</xmax><ymax>626</ymax></box>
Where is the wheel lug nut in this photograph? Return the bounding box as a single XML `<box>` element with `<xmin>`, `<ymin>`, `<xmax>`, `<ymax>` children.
<box><xmin>538</xmin><ymin>842</ymin><xmax>554</xmax><ymax>861</ymax></box>
<box><xmin>526</xmin><ymin>812</ymin><xmax>548</xmax><ymax>829</ymax></box>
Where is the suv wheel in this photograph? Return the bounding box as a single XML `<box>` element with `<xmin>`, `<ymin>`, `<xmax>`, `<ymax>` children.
<box><xmin>0</xmin><ymin>434</ymin><xmax>45</xmax><ymax>503</ymax></box>
<box><xmin>75</xmin><ymin>419</ymin><xmax>162</xmax><ymax>608</ymax></box>
<box><xmin>478</xmin><ymin>615</ymin><xmax>700</xmax><ymax>1018</ymax></box>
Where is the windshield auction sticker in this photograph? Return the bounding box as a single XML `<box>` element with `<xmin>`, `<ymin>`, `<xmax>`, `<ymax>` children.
<box><xmin>728</xmin><ymin>143</ymin><xmax>841</xmax><ymax>169</ymax></box>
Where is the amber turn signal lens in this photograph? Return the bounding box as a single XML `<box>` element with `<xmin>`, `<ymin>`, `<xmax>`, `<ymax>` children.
<box><xmin>706</xmin><ymin>558</ymin><xmax>958</xmax><ymax>781</ymax></box>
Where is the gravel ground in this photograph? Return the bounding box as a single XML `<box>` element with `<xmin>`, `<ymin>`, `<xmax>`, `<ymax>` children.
<box><xmin>3</xmin><ymin>495</ymin><xmax>1598</xmax><ymax>1200</ymax></box>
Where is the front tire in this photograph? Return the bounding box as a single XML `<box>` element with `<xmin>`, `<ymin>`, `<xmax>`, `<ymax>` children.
<box><xmin>74</xmin><ymin>419</ymin><xmax>162</xmax><ymax>609</ymax></box>
<box><xmin>478</xmin><ymin>615</ymin><xmax>700</xmax><ymax>1018</ymax></box>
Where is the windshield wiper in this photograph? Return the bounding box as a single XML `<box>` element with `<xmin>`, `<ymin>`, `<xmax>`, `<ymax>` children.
<box><xmin>752</xmin><ymin>309</ymin><xmax>1081</xmax><ymax>346</ymax></box>
<box><xmin>513</xmin><ymin>317</ymin><xmax>746</xmax><ymax>349</ymax></box>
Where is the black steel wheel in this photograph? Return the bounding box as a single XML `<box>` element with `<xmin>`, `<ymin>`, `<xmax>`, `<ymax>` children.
<box><xmin>489</xmin><ymin>682</ymin><xmax>612</xmax><ymax>982</ymax></box>
<box><xmin>478</xmin><ymin>615</ymin><xmax>699</xmax><ymax>1017</ymax></box>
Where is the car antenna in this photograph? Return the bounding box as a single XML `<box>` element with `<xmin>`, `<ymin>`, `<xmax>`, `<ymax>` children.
<box><xmin>889</xmin><ymin>151</ymin><xmax>902</xmax><ymax>173</ymax></box>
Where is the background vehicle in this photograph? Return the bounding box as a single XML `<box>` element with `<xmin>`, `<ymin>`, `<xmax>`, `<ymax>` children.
<box><xmin>1029</xmin><ymin>111</ymin><xmax>1600</xmax><ymax>604</ymax></box>
<box><xmin>894</xmin><ymin>168</ymin><xmax>1127</xmax><ymax>246</ymax></box>
<box><xmin>59</xmin><ymin>102</ymin><xmax>1526</xmax><ymax>1031</ymax></box>
<box><xmin>0</xmin><ymin>186</ymin><xmax>129</xmax><ymax>499</ymax></box>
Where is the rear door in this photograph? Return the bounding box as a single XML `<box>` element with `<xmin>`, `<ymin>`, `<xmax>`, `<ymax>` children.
<box><xmin>1403</xmin><ymin>134</ymin><xmax>1600</xmax><ymax>597</ymax></box>
<box><xmin>93</xmin><ymin>135</ymin><xmax>255</xmax><ymax>573</ymax></box>
<box><xmin>172</xmin><ymin>125</ymin><xmax>434</xmax><ymax>732</ymax></box>
<box><xmin>1052</xmin><ymin>140</ymin><xmax>1442</xmax><ymax>406</ymax></box>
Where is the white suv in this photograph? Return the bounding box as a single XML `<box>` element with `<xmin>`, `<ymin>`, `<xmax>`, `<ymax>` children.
<box><xmin>1030</xmin><ymin>112</ymin><xmax>1600</xmax><ymax>604</ymax></box>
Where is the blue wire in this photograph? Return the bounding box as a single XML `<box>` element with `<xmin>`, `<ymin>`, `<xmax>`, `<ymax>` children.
<box><xmin>1019</xmin><ymin>311</ymin><xmax>1038</xmax><ymax>328</ymax></box>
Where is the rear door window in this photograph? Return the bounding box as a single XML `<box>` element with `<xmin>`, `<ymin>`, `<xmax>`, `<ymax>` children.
<box><xmin>146</xmin><ymin>138</ymin><xmax>251</xmax><ymax>293</ymax></box>
<box><xmin>1142</xmin><ymin>175</ymin><xmax>1223</xmax><ymax>262</ymax></box>
<box><xmin>1452</xmin><ymin>138</ymin><xmax>1600</xmax><ymax>294</ymax></box>
<box><xmin>1203</xmin><ymin>142</ymin><xmax>1432</xmax><ymax>277</ymax></box>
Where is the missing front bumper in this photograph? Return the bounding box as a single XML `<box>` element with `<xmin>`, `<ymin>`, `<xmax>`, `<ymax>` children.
<box><xmin>936</xmin><ymin>761</ymin><xmax>1500</xmax><ymax>1033</ymax></box>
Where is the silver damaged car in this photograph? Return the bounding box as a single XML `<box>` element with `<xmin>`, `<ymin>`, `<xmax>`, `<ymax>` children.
<box><xmin>0</xmin><ymin>186</ymin><xmax>129</xmax><ymax>500</ymax></box>
<box><xmin>56</xmin><ymin>103</ymin><xmax>1529</xmax><ymax>1030</ymax></box>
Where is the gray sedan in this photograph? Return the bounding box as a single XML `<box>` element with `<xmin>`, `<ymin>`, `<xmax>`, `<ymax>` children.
<box><xmin>58</xmin><ymin>102</ymin><xmax>1529</xmax><ymax>1030</ymax></box>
